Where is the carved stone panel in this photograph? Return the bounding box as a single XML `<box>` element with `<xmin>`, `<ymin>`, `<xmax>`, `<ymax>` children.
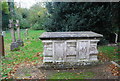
<box><xmin>66</xmin><ymin>42</ymin><xmax>77</xmax><ymax>56</ymax></box>
<box><xmin>54</xmin><ymin>42</ymin><xmax>64</xmax><ymax>61</ymax></box>
<box><xmin>89</xmin><ymin>40</ymin><xmax>99</xmax><ymax>54</ymax></box>
<box><xmin>78</xmin><ymin>41</ymin><xmax>89</xmax><ymax>59</ymax></box>
<box><xmin>44</xmin><ymin>42</ymin><xmax>53</xmax><ymax>57</ymax></box>
<box><xmin>66</xmin><ymin>42</ymin><xmax>77</xmax><ymax>61</ymax></box>
<box><xmin>89</xmin><ymin>45</ymin><xmax>98</xmax><ymax>54</ymax></box>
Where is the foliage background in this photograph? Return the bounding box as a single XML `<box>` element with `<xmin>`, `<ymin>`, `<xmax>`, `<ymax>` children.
<box><xmin>45</xmin><ymin>2</ymin><xmax>120</xmax><ymax>44</ymax></box>
<box><xmin>1</xmin><ymin>2</ymin><xmax>120</xmax><ymax>44</ymax></box>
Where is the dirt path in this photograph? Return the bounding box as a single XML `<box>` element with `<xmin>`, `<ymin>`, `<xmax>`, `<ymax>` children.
<box><xmin>13</xmin><ymin>62</ymin><xmax>119</xmax><ymax>79</ymax></box>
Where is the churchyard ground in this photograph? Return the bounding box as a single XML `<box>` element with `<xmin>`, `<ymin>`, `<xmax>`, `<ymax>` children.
<box><xmin>1</xmin><ymin>29</ymin><xmax>119</xmax><ymax>79</ymax></box>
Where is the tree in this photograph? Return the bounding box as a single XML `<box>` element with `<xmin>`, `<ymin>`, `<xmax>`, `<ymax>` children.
<box><xmin>110</xmin><ymin>3</ymin><xmax>120</xmax><ymax>43</ymax></box>
<box><xmin>0</xmin><ymin>1</ymin><xmax>9</xmax><ymax>30</ymax></box>
<box><xmin>27</xmin><ymin>2</ymin><xmax>47</xmax><ymax>30</ymax></box>
<box><xmin>15</xmin><ymin>7</ymin><xmax>30</xmax><ymax>28</ymax></box>
<box><xmin>45</xmin><ymin>2</ymin><xmax>119</xmax><ymax>43</ymax></box>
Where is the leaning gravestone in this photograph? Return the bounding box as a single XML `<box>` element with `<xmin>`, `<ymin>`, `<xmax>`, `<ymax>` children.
<box><xmin>16</xmin><ymin>20</ymin><xmax>24</xmax><ymax>46</ymax></box>
<box><xmin>39</xmin><ymin>31</ymin><xmax>103</xmax><ymax>69</ymax></box>
<box><xmin>9</xmin><ymin>19</ymin><xmax>19</xmax><ymax>51</ymax></box>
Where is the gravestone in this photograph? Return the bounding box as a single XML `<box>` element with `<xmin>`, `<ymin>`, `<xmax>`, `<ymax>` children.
<box><xmin>24</xmin><ymin>29</ymin><xmax>29</xmax><ymax>40</ymax></box>
<box><xmin>16</xmin><ymin>20</ymin><xmax>24</xmax><ymax>46</ymax></box>
<box><xmin>2</xmin><ymin>31</ymin><xmax>6</xmax><ymax>37</ymax></box>
<box><xmin>24</xmin><ymin>29</ymin><xmax>28</xmax><ymax>36</ymax></box>
<box><xmin>39</xmin><ymin>31</ymin><xmax>103</xmax><ymax>69</ymax></box>
<box><xmin>9</xmin><ymin>19</ymin><xmax>19</xmax><ymax>51</ymax></box>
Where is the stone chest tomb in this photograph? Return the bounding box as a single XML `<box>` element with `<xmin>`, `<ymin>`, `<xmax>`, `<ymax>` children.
<box><xmin>39</xmin><ymin>31</ymin><xmax>103</xmax><ymax>66</ymax></box>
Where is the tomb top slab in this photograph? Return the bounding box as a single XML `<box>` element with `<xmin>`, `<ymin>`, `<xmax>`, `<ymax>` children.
<box><xmin>39</xmin><ymin>31</ymin><xmax>103</xmax><ymax>39</ymax></box>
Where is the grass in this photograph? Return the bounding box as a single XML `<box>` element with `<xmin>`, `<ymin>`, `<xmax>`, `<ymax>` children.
<box><xmin>49</xmin><ymin>72</ymin><xmax>95</xmax><ymax>79</ymax></box>
<box><xmin>1</xmin><ymin>29</ymin><xmax>45</xmax><ymax>78</ymax></box>
<box><xmin>98</xmin><ymin>45</ymin><xmax>119</xmax><ymax>61</ymax></box>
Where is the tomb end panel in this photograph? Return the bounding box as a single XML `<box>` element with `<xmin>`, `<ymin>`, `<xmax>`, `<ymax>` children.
<box><xmin>89</xmin><ymin>40</ymin><xmax>100</xmax><ymax>55</ymax></box>
<box><xmin>42</xmin><ymin>40</ymin><xmax>54</xmax><ymax>62</ymax></box>
<box><xmin>89</xmin><ymin>40</ymin><xmax>100</xmax><ymax>61</ymax></box>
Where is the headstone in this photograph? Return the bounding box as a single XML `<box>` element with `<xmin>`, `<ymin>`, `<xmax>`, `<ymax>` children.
<box><xmin>9</xmin><ymin>19</ymin><xmax>19</xmax><ymax>51</ymax></box>
<box><xmin>25</xmin><ymin>29</ymin><xmax>28</xmax><ymax>36</ymax></box>
<box><xmin>2</xmin><ymin>31</ymin><xmax>6</xmax><ymax>37</ymax></box>
<box><xmin>24</xmin><ymin>29</ymin><xmax>28</xmax><ymax>40</ymax></box>
<box><xmin>16</xmin><ymin>20</ymin><xmax>24</xmax><ymax>46</ymax></box>
<box><xmin>39</xmin><ymin>31</ymin><xmax>103</xmax><ymax>69</ymax></box>
<box><xmin>9</xmin><ymin>19</ymin><xmax>16</xmax><ymax>42</ymax></box>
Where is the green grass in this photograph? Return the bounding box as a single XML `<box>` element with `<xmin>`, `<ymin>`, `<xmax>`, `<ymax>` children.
<box><xmin>98</xmin><ymin>45</ymin><xmax>119</xmax><ymax>61</ymax></box>
<box><xmin>1</xmin><ymin>29</ymin><xmax>45</xmax><ymax>78</ymax></box>
<box><xmin>49</xmin><ymin>72</ymin><xmax>95</xmax><ymax>79</ymax></box>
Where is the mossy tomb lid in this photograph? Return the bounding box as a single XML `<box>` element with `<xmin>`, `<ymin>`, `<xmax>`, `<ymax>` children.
<box><xmin>39</xmin><ymin>31</ymin><xmax>103</xmax><ymax>40</ymax></box>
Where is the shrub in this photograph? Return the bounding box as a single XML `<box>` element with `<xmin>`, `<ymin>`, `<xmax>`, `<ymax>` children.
<box><xmin>32</xmin><ymin>23</ymin><xmax>44</xmax><ymax>30</ymax></box>
<box><xmin>20</xmin><ymin>19</ymin><xmax>30</xmax><ymax>29</ymax></box>
<box><xmin>98</xmin><ymin>38</ymin><xmax>109</xmax><ymax>45</ymax></box>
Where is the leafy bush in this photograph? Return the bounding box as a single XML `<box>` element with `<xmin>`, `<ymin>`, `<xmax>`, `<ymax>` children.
<box><xmin>20</xmin><ymin>19</ymin><xmax>30</xmax><ymax>29</ymax></box>
<box><xmin>32</xmin><ymin>23</ymin><xmax>44</xmax><ymax>30</ymax></box>
<box><xmin>98</xmin><ymin>38</ymin><xmax>109</xmax><ymax>45</ymax></box>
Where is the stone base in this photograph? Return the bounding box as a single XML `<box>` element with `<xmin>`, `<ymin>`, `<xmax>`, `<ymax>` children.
<box><xmin>16</xmin><ymin>40</ymin><xmax>24</xmax><ymax>47</ymax></box>
<box><xmin>39</xmin><ymin>61</ymin><xmax>99</xmax><ymax>70</ymax></box>
<box><xmin>10</xmin><ymin>42</ymin><xmax>19</xmax><ymax>51</ymax></box>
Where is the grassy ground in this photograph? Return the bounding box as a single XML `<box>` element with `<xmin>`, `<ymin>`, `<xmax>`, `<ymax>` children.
<box><xmin>98</xmin><ymin>45</ymin><xmax>119</xmax><ymax>62</ymax></box>
<box><xmin>1</xmin><ymin>30</ymin><xmax>119</xmax><ymax>79</ymax></box>
<box><xmin>1</xmin><ymin>29</ymin><xmax>45</xmax><ymax>78</ymax></box>
<box><xmin>49</xmin><ymin>72</ymin><xmax>94</xmax><ymax>79</ymax></box>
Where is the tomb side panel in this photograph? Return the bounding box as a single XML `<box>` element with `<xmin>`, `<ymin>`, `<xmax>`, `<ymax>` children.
<box><xmin>54</xmin><ymin>41</ymin><xmax>65</xmax><ymax>62</ymax></box>
<box><xmin>66</xmin><ymin>40</ymin><xmax>77</xmax><ymax>62</ymax></box>
<box><xmin>77</xmin><ymin>40</ymin><xmax>90</xmax><ymax>60</ymax></box>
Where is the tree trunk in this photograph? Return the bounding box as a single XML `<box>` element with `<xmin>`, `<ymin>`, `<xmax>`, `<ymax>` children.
<box><xmin>0</xmin><ymin>35</ymin><xmax>5</xmax><ymax>56</ymax></box>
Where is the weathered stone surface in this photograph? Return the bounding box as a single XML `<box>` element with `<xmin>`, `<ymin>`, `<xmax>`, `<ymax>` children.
<box><xmin>40</xmin><ymin>61</ymin><xmax>100</xmax><ymax>70</ymax></box>
<box><xmin>16</xmin><ymin>20</ymin><xmax>24</xmax><ymax>47</ymax></box>
<box><xmin>16</xmin><ymin>39</ymin><xmax>24</xmax><ymax>47</ymax></box>
<box><xmin>10</xmin><ymin>42</ymin><xmax>19</xmax><ymax>51</ymax></box>
<box><xmin>39</xmin><ymin>31</ymin><xmax>103</xmax><ymax>67</ymax></box>
<box><xmin>2</xmin><ymin>31</ymin><xmax>6</xmax><ymax>37</ymax></box>
<box><xmin>40</xmin><ymin>31</ymin><xmax>103</xmax><ymax>39</ymax></box>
